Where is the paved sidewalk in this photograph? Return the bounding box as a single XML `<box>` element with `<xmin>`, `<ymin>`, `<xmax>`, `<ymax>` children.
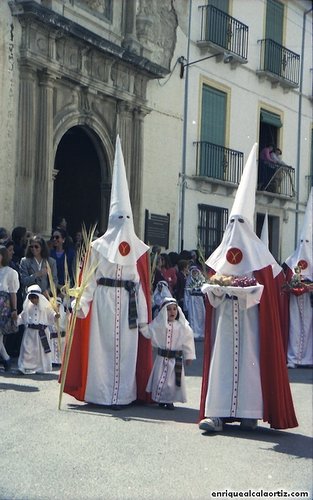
<box><xmin>0</xmin><ymin>342</ymin><xmax>312</xmax><ymax>500</ymax></box>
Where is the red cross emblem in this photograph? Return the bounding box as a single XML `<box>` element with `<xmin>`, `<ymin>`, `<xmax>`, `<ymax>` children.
<box><xmin>226</xmin><ymin>247</ymin><xmax>243</xmax><ymax>265</ymax></box>
<box><xmin>297</xmin><ymin>259</ymin><xmax>308</xmax><ymax>270</ymax></box>
<box><xmin>119</xmin><ymin>241</ymin><xmax>131</xmax><ymax>256</ymax></box>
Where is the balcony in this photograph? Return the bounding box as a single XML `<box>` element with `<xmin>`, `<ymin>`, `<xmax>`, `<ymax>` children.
<box><xmin>194</xmin><ymin>142</ymin><xmax>244</xmax><ymax>185</ymax></box>
<box><xmin>257</xmin><ymin>39</ymin><xmax>300</xmax><ymax>88</ymax></box>
<box><xmin>198</xmin><ymin>5</ymin><xmax>248</xmax><ymax>63</ymax></box>
<box><xmin>258</xmin><ymin>161</ymin><xmax>296</xmax><ymax>198</ymax></box>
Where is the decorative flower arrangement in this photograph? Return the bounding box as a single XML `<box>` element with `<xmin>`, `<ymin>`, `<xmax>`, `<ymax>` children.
<box><xmin>283</xmin><ymin>265</ymin><xmax>313</xmax><ymax>296</ymax></box>
<box><xmin>208</xmin><ymin>274</ymin><xmax>257</xmax><ymax>287</ymax></box>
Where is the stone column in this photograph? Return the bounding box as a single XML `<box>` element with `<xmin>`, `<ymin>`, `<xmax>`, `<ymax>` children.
<box><xmin>34</xmin><ymin>69</ymin><xmax>54</xmax><ymax>235</ymax></box>
<box><xmin>14</xmin><ymin>64</ymin><xmax>36</xmax><ymax>228</ymax></box>
<box><xmin>122</xmin><ymin>0</ymin><xmax>141</xmax><ymax>54</ymax></box>
<box><xmin>116</xmin><ymin>101</ymin><xmax>133</xmax><ymax>182</ymax></box>
<box><xmin>100</xmin><ymin>181</ymin><xmax>111</xmax><ymax>234</ymax></box>
<box><xmin>130</xmin><ymin>107</ymin><xmax>145</xmax><ymax>233</ymax></box>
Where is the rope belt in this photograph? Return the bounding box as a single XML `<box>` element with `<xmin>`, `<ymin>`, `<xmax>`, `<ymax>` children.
<box><xmin>97</xmin><ymin>277</ymin><xmax>138</xmax><ymax>329</ymax></box>
<box><xmin>28</xmin><ymin>324</ymin><xmax>51</xmax><ymax>353</ymax></box>
<box><xmin>225</xmin><ymin>294</ymin><xmax>238</xmax><ymax>300</ymax></box>
<box><xmin>157</xmin><ymin>348</ymin><xmax>183</xmax><ymax>387</ymax></box>
<box><xmin>50</xmin><ymin>331</ymin><xmax>66</xmax><ymax>339</ymax></box>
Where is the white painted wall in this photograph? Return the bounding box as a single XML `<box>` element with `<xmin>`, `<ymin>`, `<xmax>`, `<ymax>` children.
<box><xmin>142</xmin><ymin>0</ymin><xmax>312</xmax><ymax>258</ymax></box>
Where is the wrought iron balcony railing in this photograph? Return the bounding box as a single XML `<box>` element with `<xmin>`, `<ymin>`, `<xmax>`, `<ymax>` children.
<box><xmin>258</xmin><ymin>161</ymin><xmax>296</xmax><ymax>197</ymax></box>
<box><xmin>257</xmin><ymin>39</ymin><xmax>300</xmax><ymax>88</ymax></box>
<box><xmin>194</xmin><ymin>141</ymin><xmax>244</xmax><ymax>184</ymax></box>
<box><xmin>198</xmin><ymin>5</ymin><xmax>248</xmax><ymax>61</ymax></box>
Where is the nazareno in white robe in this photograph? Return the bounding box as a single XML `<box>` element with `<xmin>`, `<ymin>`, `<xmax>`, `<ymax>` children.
<box><xmin>141</xmin><ymin>304</ymin><xmax>196</xmax><ymax>404</ymax></box>
<box><xmin>77</xmin><ymin>247</ymin><xmax>148</xmax><ymax>405</ymax></box>
<box><xmin>184</xmin><ymin>288</ymin><xmax>205</xmax><ymax>339</ymax></box>
<box><xmin>202</xmin><ymin>282</ymin><xmax>264</xmax><ymax>419</ymax></box>
<box><xmin>18</xmin><ymin>302</ymin><xmax>56</xmax><ymax>374</ymax></box>
<box><xmin>286</xmin><ymin>277</ymin><xmax>313</xmax><ymax>366</ymax></box>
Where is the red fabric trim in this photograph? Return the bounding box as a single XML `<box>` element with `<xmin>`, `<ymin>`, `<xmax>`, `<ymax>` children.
<box><xmin>199</xmin><ymin>296</ymin><xmax>213</xmax><ymax>421</ymax></box>
<box><xmin>136</xmin><ymin>252</ymin><xmax>153</xmax><ymax>403</ymax></box>
<box><xmin>61</xmin><ymin>308</ymin><xmax>92</xmax><ymax>401</ymax></box>
<box><xmin>275</xmin><ymin>270</ymin><xmax>289</xmax><ymax>359</ymax></box>
<box><xmin>254</xmin><ymin>266</ymin><xmax>297</xmax><ymax>429</ymax></box>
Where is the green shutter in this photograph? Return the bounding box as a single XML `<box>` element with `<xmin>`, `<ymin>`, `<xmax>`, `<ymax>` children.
<box><xmin>201</xmin><ymin>85</ymin><xmax>226</xmax><ymax>145</ymax></box>
<box><xmin>260</xmin><ymin>110</ymin><xmax>282</xmax><ymax>128</ymax></box>
<box><xmin>207</xmin><ymin>0</ymin><xmax>229</xmax><ymax>49</ymax></box>
<box><xmin>208</xmin><ymin>0</ymin><xmax>229</xmax><ymax>13</ymax></box>
<box><xmin>266</xmin><ymin>0</ymin><xmax>284</xmax><ymax>44</ymax></box>
<box><xmin>265</xmin><ymin>0</ymin><xmax>284</xmax><ymax>76</ymax></box>
<box><xmin>200</xmin><ymin>85</ymin><xmax>227</xmax><ymax>179</ymax></box>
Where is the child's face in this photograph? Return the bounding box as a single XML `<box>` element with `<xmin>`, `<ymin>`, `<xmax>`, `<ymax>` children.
<box><xmin>29</xmin><ymin>295</ymin><xmax>39</xmax><ymax>305</ymax></box>
<box><xmin>167</xmin><ymin>304</ymin><xmax>178</xmax><ymax>322</ymax></box>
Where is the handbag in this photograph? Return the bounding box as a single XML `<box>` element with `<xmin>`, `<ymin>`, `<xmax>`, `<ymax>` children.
<box><xmin>0</xmin><ymin>291</ymin><xmax>18</xmax><ymax>335</ymax></box>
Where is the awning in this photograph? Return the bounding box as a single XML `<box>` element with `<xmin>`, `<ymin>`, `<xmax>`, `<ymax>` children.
<box><xmin>260</xmin><ymin>110</ymin><xmax>282</xmax><ymax>128</ymax></box>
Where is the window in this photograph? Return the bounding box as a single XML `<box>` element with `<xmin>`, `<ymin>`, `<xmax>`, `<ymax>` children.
<box><xmin>206</xmin><ymin>0</ymin><xmax>230</xmax><ymax>49</ymax></box>
<box><xmin>198</xmin><ymin>204</ymin><xmax>228</xmax><ymax>258</ymax></box>
<box><xmin>265</xmin><ymin>0</ymin><xmax>284</xmax><ymax>44</ymax></box>
<box><xmin>200</xmin><ymin>84</ymin><xmax>227</xmax><ymax>179</ymax></box>
<box><xmin>264</xmin><ymin>0</ymin><xmax>284</xmax><ymax>76</ymax></box>
<box><xmin>259</xmin><ymin>108</ymin><xmax>282</xmax><ymax>153</ymax></box>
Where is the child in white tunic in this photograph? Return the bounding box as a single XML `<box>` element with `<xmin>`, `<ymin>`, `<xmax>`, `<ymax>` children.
<box><xmin>140</xmin><ymin>298</ymin><xmax>196</xmax><ymax>409</ymax></box>
<box><xmin>18</xmin><ymin>285</ymin><xmax>59</xmax><ymax>374</ymax></box>
<box><xmin>49</xmin><ymin>296</ymin><xmax>67</xmax><ymax>365</ymax></box>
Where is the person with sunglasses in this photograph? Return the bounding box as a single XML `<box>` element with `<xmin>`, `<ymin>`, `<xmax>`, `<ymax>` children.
<box><xmin>50</xmin><ymin>228</ymin><xmax>75</xmax><ymax>288</ymax></box>
<box><xmin>20</xmin><ymin>236</ymin><xmax>58</xmax><ymax>300</ymax></box>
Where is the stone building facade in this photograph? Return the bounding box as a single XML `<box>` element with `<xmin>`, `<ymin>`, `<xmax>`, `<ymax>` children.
<box><xmin>0</xmin><ymin>0</ymin><xmax>178</xmax><ymax>237</ymax></box>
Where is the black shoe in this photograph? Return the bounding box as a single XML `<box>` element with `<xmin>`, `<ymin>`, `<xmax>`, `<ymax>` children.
<box><xmin>165</xmin><ymin>403</ymin><xmax>175</xmax><ymax>410</ymax></box>
<box><xmin>3</xmin><ymin>359</ymin><xmax>11</xmax><ymax>372</ymax></box>
<box><xmin>110</xmin><ymin>405</ymin><xmax>124</xmax><ymax>411</ymax></box>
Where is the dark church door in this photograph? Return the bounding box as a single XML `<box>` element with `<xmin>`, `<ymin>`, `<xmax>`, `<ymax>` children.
<box><xmin>53</xmin><ymin>126</ymin><xmax>104</xmax><ymax>239</ymax></box>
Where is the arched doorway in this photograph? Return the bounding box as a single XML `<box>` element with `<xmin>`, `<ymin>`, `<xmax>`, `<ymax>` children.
<box><xmin>53</xmin><ymin>126</ymin><xmax>109</xmax><ymax>238</ymax></box>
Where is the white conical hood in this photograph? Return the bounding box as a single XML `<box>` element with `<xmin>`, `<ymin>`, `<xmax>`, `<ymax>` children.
<box><xmin>206</xmin><ymin>143</ymin><xmax>281</xmax><ymax>277</ymax></box>
<box><xmin>92</xmin><ymin>135</ymin><xmax>149</xmax><ymax>266</ymax></box>
<box><xmin>229</xmin><ymin>143</ymin><xmax>258</xmax><ymax>227</ymax></box>
<box><xmin>285</xmin><ymin>188</ymin><xmax>313</xmax><ymax>278</ymax></box>
<box><xmin>260</xmin><ymin>212</ymin><xmax>269</xmax><ymax>248</ymax></box>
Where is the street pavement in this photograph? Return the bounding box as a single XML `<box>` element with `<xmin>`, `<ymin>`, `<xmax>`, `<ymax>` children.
<box><xmin>0</xmin><ymin>342</ymin><xmax>312</xmax><ymax>500</ymax></box>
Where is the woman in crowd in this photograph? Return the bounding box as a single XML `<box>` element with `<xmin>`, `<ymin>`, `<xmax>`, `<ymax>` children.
<box><xmin>50</xmin><ymin>228</ymin><xmax>75</xmax><ymax>288</ymax></box>
<box><xmin>159</xmin><ymin>253</ymin><xmax>177</xmax><ymax>295</ymax></box>
<box><xmin>20</xmin><ymin>236</ymin><xmax>58</xmax><ymax>300</ymax></box>
<box><xmin>0</xmin><ymin>246</ymin><xmax>19</xmax><ymax>371</ymax></box>
<box><xmin>4</xmin><ymin>240</ymin><xmax>24</xmax><ymax>357</ymax></box>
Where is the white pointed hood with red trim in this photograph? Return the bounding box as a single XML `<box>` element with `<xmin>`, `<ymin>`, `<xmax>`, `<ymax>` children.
<box><xmin>92</xmin><ymin>135</ymin><xmax>149</xmax><ymax>266</ymax></box>
<box><xmin>206</xmin><ymin>143</ymin><xmax>281</xmax><ymax>277</ymax></box>
<box><xmin>285</xmin><ymin>188</ymin><xmax>313</xmax><ymax>279</ymax></box>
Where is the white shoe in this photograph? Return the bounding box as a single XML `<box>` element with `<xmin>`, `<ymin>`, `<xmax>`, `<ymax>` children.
<box><xmin>287</xmin><ymin>361</ymin><xmax>296</xmax><ymax>368</ymax></box>
<box><xmin>240</xmin><ymin>418</ymin><xmax>258</xmax><ymax>430</ymax></box>
<box><xmin>199</xmin><ymin>417</ymin><xmax>223</xmax><ymax>432</ymax></box>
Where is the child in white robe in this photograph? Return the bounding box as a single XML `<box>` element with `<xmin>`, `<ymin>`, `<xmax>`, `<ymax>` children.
<box><xmin>152</xmin><ymin>280</ymin><xmax>172</xmax><ymax>318</ymax></box>
<box><xmin>50</xmin><ymin>296</ymin><xmax>67</xmax><ymax>365</ymax></box>
<box><xmin>18</xmin><ymin>285</ymin><xmax>59</xmax><ymax>374</ymax></box>
<box><xmin>140</xmin><ymin>297</ymin><xmax>196</xmax><ymax>409</ymax></box>
<box><xmin>184</xmin><ymin>266</ymin><xmax>206</xmax><ymax>340</ymax></box>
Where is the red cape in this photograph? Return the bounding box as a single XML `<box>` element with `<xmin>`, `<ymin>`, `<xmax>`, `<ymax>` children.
<box><xmin>199</xmin><ymin>265</ymin><xmax>298</xmax><ymax>429</ymax></box>
<box><xmin>61</xmin><ymin>252</ymin><xmax>153</xmax><ymax>403</ymax></box>
<box><xmin>275</xmin><ymin>270</ymin><xmax>289</xmax><ymax>359</ymax></box>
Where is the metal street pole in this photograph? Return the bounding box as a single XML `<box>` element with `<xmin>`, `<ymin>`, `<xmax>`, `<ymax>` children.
<box><xmin>178</xmin><ymin>0</ymin><xmax>192</xmax><ymax>253</ymax></box>
<box><xmin>295</xmin><ymin>6</ymin><xmax>312</xmax><ymax>247</ymax></box>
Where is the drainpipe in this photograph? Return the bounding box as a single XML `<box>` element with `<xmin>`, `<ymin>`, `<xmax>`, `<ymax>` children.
<box><xmin>295</xmin><ymin>6</ymin><xmax>312</xmax><ymax>247</ymax></box>
<box><xmin>178</xmin><ymin>0</ymin><xmax>192</xmax><ymax>252</ymax></box>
